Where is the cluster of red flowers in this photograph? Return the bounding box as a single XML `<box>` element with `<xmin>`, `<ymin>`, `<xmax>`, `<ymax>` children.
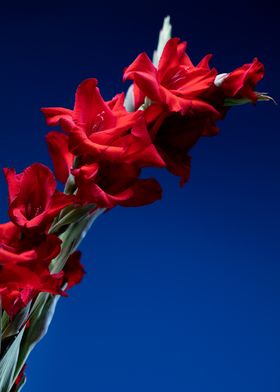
<box><xmin>0</xmin><ymin>163</ymin><xmax>84</xmax><ymax>317</ymax></box>
<box><xmin>0</xmin><ymin>37</ymin><xmax>264</xmax><ymax>319</ymax></box>
<box><xmin>43</xmin><ymin>38</ymin><xmax>264</xmax><ymax>191</ymax></box>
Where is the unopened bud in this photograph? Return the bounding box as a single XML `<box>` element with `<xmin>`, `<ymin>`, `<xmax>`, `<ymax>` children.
<box><xmin>214</xmin><ymin>73</ymin><xmax>228</xmax><ymax>87</ymax></box>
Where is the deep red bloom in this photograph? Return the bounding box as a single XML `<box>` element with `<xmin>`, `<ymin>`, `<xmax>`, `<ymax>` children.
<box><xmin>72</xmin><ymin>161</ymin><xmax>162</xmax><ymax>208</ymax></box>
<box><xmin>41</xmin><ymin>78</ymin><xmax>165</xmax><ymax>169</ymax></box>
<box><xmin>0</xmin><ymin>287</ymin><xmax>33</xmax><ymax>318</ymax></box>
<box><xmin>149</xmin><ymin>111</ymin><xmax>219</xmax><ymax>185</ymax></box>
<box><xmin>124</xmin><ymin>38</ymin><xmax>219</xmax><ymax>117</ymax></box>
<box><xmin>0</xmin><ymin>264</ymin><xmax>64</xmax><ymax>318</ymax></box>
<box><xmin>45</xmin><ymin>131</ymin><xmax>161</xmax><ymax>208</ymax></box>
<box><xmin>0</xmin><ymin>217</ymin><xmax>88</xmax><ymax>317</ymax></box>
<box><xmin>217</xmin><ymin>58</ymin><xmax>265</xmax><ymax>102</ymax></box>
<box><xmin>4</xmin><ymin>163</ymin><xmax>74</xmax><ymax>233</ymax></box>
<box><xmin>0</xmin><ymin>221</ymin><xmax>65</xmax><ymax>317</ymax></box>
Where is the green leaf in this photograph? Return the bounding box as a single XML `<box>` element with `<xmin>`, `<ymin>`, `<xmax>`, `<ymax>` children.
<box><xmin>10</xmin><ymin>293</ymin><xmax>51</xmax><ymax>388</ymax></box>
<box><xmin>21</xmin><ymin>295</ymin><xmax>60</xmax><ymax>349</ymax></box>
<box><xmin>64</xmin><ymin>173</ymin><xmax>76</xmax><ymax>195</ymax></box>
<box><xmin>28</xmin><ymin>292</ymin><xmax>49</xmax><ymax>321</ymax></box>
<box><xmin>1</xmin><ymin>312</ymin><xmax>9</xmax><ymax>333</ymax></box>
<box><xmin>2</xmin><ymin>305</ymin><xmax>31</xmax><ymax>339</ymax></box>
<box><xmin>49</xmin><ymin>204</ymin><xmax>95</xmax><ymax>234</ymax></box>
<box><xmin>0</xmin><ymin>327</ymin><xmax>25</xmax><ymax>392</ymax></box>
<box><xmin>51</xmin><ymin>208</ymin><xmax>105</xmax><ymax>273</ymax></box>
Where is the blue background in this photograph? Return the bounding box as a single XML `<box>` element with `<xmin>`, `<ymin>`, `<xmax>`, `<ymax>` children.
<box><xmin>0</xmin><ymin>1</ymin><xmax>279</xmax><ymax>391</ymax></box>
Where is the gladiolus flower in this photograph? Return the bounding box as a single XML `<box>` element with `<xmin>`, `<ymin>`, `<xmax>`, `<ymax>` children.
<box><xmin>217</xmin><ymin>58</ymin><xmax>265</xmax><ymax>102</ymax></box>
<box><xmin>0</xmin><ymin>221</ymin><xmax>65</xmax><ymax>316</ymax></box>
<box><xmin>72</xmin><ymin>161</ymin><xmax>162</xmax><ymax>208</ymax></box>
<box><xmin>41</xmin><ymin>78</ymin><xmax>165</xmax><ymax>169</ymax></box>
<box><xmin>4</xmin><ymin>163</ymin><xmax>74</xmax><ymax>234</ymax></box>
<box><xmin>124</xmin><ymin>37</ymin><xmax>220</xmax><ymax>117</ymax></box>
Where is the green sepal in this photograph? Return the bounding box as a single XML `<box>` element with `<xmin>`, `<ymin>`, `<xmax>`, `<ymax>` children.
<box><xmin>224</xmin><ymin>92</ymin><xmax>276</xmax><ymax>107</ymax></box>
<box><xmin>49</xmin><ymin>204</ymin><xmax>95</xmax><ymax>234</ymax></box>
<box><xmin>1</xmin><ymin>311</ymin><xmax>9</xmax><ymax>333</ymax></box>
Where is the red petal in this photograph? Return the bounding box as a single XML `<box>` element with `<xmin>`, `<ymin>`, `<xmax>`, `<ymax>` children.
<box><xmin>158</xmin><ymin>38</ymin><xmax>182</xmax><ymax>81</ymax></box>
<box><xmin>64</xmin><ymin>251</ymin><xmax>85</xmax><ymax>290</ymax></box>
<box><xmin>41</xmin><ymin>107</ymin><xmax>73</xmax><ymax>126</ymax></box>
<box><xmin>124</xmin><ymin>52</ymin><xmax>161</xmax><ymax>102</ymax></box>
<box><xmin>221</xmin><ymin>58</ymin><xmax>264</xmax><ymax>101</ymax></box>
<box><xmin>73</xmin><ymin>78</ymin><xmax>115</xmax><ymax>128</ymax></box>
<box><xmin>46</xmin><ymin>131</ymin><xmax>74</xmax><ymax>183</ymax></box>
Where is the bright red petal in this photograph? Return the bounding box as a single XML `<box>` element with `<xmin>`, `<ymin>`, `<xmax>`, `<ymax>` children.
<box><xmin>46</xmin><ymin>131</ymin><xmax>74</xmax><ymax>183</ymax></box>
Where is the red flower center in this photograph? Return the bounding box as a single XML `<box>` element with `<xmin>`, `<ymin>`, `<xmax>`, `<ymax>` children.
<box><xmin>90</xmin><ymin>111</ymin><xmax>105</xmax><ymax>136</ymax></box>
<box><xmin>25</xmin><ymin>202</ymin><xmax>44</xmax><ymax>220</ymax></box>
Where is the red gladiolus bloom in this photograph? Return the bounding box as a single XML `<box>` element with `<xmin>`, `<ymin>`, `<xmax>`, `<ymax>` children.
<box><xmin>0</xmin><ymin>221</ymin><xmax>65</xmax><ymax>316</ymax></box>
<box><xmin>151</xmin><ymin>112</ymin><xmax>219</xmax><ymax>186</ymax></box>
<box><xmin>123</xmin><ymin>37</ymin><xmax>219</xmax><ymax>117</ymax></box>
<box><xmin>0</xmin><ymin>263</ymin><xmax>64</xmax><ymax>318</ymax></box>
<box><xmin>45</xmin><ymin>131</ymin><xmax>161</xmax><ymax>208</ymax></box>
<box><xmin>4</xmin><ymin>163</ymin><xmax>74</xmax><ymax>233</ymax></box>
<box><xmin>72</xmin><ymin>162</ymin><xmax>162</xmax><ymax>208</ymax></box>
<box><xmin>0</xmin><ymin>287</ymin><xmax>34</xmax><ymax>319</ymax></box>
<box><xmin>0</xmin><ymin>220</ymin><xmax>87</xmax><ymax>317</ymax></box>
<box><xmin>216</xmin><ymin>58</ymin><xmax>265</xmax><ymax>102</ymax></box>
<box><xmin>41</xmin><ymin>78</ymin><xmax>165</xmax><ymax>169</ymax></box>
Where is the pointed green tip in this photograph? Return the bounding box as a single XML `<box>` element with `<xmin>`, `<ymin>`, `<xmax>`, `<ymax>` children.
<box><xmin>256</xmin><ymin>92</ymin><xmax>277</xmax><ymax>105</ymax></box>
<box><xmin>224</xmin><ymin>93</ymin><xmax>276</xmax><ymax>107</ymax></box>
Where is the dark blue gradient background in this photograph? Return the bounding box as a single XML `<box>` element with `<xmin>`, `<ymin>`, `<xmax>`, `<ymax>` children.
<box><xmin>0</xmin><ymin>1</ymin><xmax>279</xmax><ymax>391</ymax></box>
